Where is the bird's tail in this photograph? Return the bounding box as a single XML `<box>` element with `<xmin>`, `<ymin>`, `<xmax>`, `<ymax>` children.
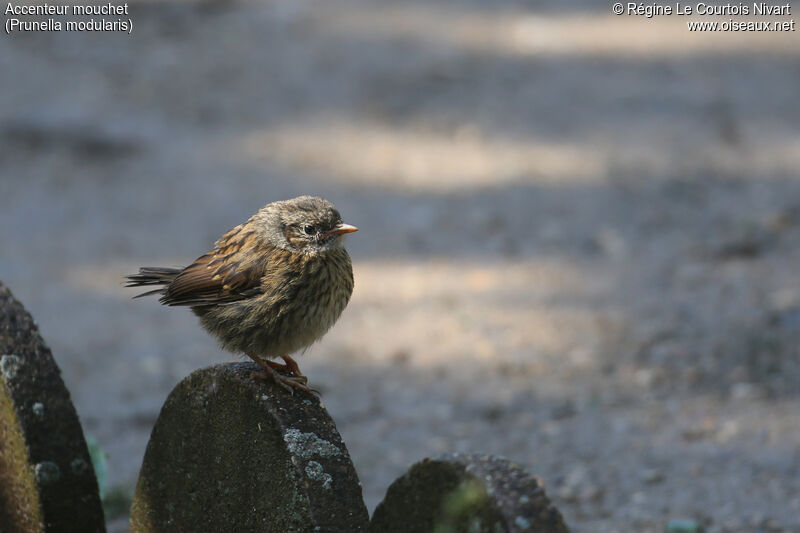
<box><xmin>124</xmin><ymin>267</ymin><xmax>182</xmax><ymax>298</ymax></box>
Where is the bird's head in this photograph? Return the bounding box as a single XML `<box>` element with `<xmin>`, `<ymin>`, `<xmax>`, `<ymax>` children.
<box><xmin>257</xmin><ymin>196</ymin><xmax>357</xmax><ymax>254</ymax></box>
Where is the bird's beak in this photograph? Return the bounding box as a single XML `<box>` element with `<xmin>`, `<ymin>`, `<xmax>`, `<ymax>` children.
<box><xmin>323</xmin><ymin>223</ymin><xmax>358</xmax><ymax>238</ymax></box>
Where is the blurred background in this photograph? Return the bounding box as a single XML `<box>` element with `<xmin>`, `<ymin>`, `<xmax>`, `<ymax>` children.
<box><xmin>2</xmin><ymin>1</ymin><xmax>800</xmax><ymax>531</ymax></box>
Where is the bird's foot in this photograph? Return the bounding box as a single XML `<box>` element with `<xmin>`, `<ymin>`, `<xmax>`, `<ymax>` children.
<box><xmin>248</xmin><ymin>354</ymin><xmax>316</xmax><ymax>395</ymax></box>
<box><xmin>279</xmin><ymin>355</ymin><xmax>305</xmax><ymax>379</ymax></box>
<box><xmin>264</xmin><ymin>357</ymin><xmax>308</xmax><ymax>384</ymax></box>
<box><xmin>251</xmin><ymin>367</ymin><xmax>317</xmax><ymax>396</ymax></box>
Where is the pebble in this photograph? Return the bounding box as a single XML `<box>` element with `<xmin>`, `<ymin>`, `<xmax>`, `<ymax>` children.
<box><xmin>640</xmin><ymin>468</ymin><xmax>664</xmax><ymax>484</ymax></box>
<box><xmin>731</xmin><ymin>382</ymin><xmax>761</xmax><ymax>400</ymax></box>
<box><xmin>666</xmin><ymin>518</ymin><xmax>704</xmax><ymax>532</ymax></box>
<box><xmin>557</xmin><ymin>485</ymin><xmax>578</xmax><ymax>503</ymax></box>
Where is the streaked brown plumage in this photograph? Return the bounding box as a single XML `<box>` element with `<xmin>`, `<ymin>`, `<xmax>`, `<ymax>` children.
<box><xmin>125</xmin><ymin>196</ymin><xmax>357</xmax><ymax>394</ymax></box>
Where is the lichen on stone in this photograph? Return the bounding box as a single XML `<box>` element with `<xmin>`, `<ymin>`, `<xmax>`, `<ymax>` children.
<box><xmin>305</xmin><ymin>460</ymin><xmax>333</xmax><ymax>489</ymax></box>
<box><xmin>283</xmin><ymin>428</ymin><xmax>341</xmax><ymax>459</ymax></box>
<box><xmin>1</xmin><ymin>354</ymin><xmax>22</xmax><ymax>379</ymax></box>
<box><xmin>34</xmin><ymin>461</ymin><xmax>60</xmax><ymax>485</ymax></box>
<box><xmin>514</xmin><ymin>515</ymin><xmax>532</xmax><ymax>530</ymax></box>
<box><xmin>71</xmin><ymin>458</ymin><xmax>89</xmax><ymax>475</ymax></box>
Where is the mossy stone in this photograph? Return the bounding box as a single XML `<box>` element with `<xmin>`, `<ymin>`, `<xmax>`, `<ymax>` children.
<box><xmin>130</xmin><ymin>362</ymin><xmax>368</xmax><ymax>532</ymax></box>
<box><xmin>370</xmin><ymin>453</ymin><xmax>570</xmax><ymax>533</ymax></box>
<box><xmin>0</xmin><ymin>281</ymin><xmax>105</xmax><ymax>533</ymax></box>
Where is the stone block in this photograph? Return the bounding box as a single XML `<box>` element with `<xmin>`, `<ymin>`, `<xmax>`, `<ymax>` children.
<box><xmin>370</xmin><ymin>453</ymin><xmax>570</xmax><ymax>533</ymax></box>
<box><xmin>130</xmin><ymin>362</ymin><xmax>369</xmax><ymax>532</ymax></box>
<box><xmin>0</xmin><ymin>282</ymin><xmax>105</xmax><ymax>533</ymax></box>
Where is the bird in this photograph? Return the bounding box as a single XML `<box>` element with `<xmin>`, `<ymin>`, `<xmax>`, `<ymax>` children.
<box><xmin>125</xmin><ymin>196</ymin><xmax>357</xmax><ymax>394</ymax></box>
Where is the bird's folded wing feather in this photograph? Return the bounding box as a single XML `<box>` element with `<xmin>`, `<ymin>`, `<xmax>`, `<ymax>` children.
<box><xmin>160</xmin><ymin>226</ymin><xmax>269</xmax><ymax>307</ymax></box>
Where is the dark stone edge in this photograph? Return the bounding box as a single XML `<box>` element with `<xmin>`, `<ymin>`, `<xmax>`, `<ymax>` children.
<box><xmin>0</xmin><ymin>281</ymin><xmax>106</xmax><ymax>533</ymax></box>
<box><xmin>131</xmin><ymin>361</ymin><xmax>369</xmax><ymax>533</ymax></box>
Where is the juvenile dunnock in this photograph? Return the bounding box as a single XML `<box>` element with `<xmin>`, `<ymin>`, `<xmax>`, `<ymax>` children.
<box><xmin>125</xmin><ymin>196</ymin><xmax>357</xmax><ymax>394</ymax></box>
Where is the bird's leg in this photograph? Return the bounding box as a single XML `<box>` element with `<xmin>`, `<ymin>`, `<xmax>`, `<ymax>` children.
<box><xmin>258</xmin><ymin>356</ymin><xmax>307</xmax><ymax>383</ymax></box>
<box><xmin>247</xmin><ymin>354</ymin><xmax>315</xmax><ymax>395</ymax></box>
<box><xmin>280</xmin><ymin>355</ymin><xmax>305</xmax><ymax>379</ymax></box>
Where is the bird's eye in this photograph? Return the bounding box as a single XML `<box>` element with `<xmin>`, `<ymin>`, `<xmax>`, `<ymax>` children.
<box><xmin>303</xmin><ymin>225</ymin><xmax>315</xmax><ymax>235</ymax></box>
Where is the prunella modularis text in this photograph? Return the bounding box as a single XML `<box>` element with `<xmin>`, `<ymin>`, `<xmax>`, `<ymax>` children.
<box><xmin>125</xmin><ymin>196</ymin><xmax>357</xmax><ymax>394</ymax></box>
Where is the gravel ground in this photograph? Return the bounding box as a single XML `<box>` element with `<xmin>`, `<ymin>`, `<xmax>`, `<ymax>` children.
<box><xmin>2</xmin><ymin>1</ymin><xmax>800</xmax><ymax>531</ymax></box>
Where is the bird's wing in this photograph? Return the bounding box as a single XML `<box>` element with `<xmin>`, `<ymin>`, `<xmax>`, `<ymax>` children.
<box><xmin>160</xmin><ymin>226</ymin><xmax>270</xmax><ymax>307</ymax></box>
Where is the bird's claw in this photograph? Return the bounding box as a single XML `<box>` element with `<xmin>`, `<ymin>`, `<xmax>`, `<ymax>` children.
<box><xmin>251</xmin><ymin>370</ymin><xmax>317</xmax><ymax>396</ymax></box>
